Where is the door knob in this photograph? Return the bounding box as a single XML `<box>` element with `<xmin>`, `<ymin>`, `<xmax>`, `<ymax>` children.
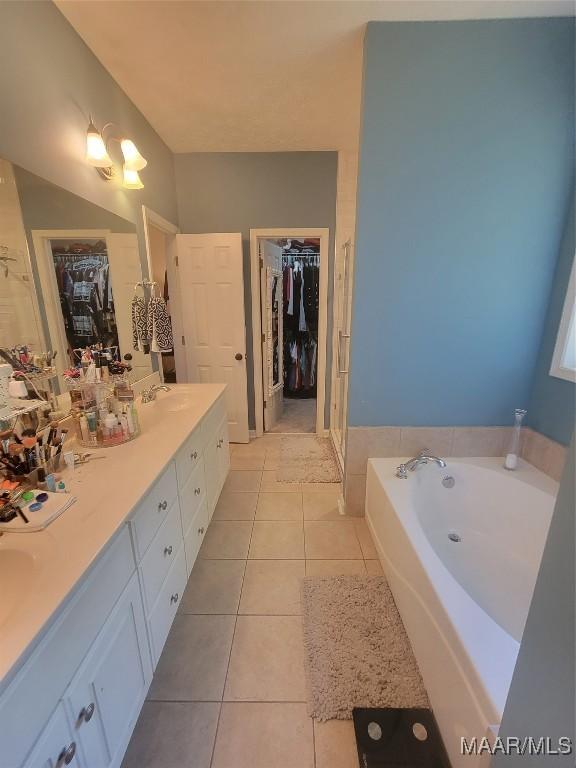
<box><xmin>235</xmin><ymin>353</ymin><xmax>243</xmax><ymax>361</ymax></box>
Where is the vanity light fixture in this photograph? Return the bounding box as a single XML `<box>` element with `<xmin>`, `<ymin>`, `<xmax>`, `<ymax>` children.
<box><xmin>121</xmin><ymin>139</ymin><xmax>147</xmax><ymax>172</ymax></box>
<box><xmin>122</xmin><ymin>167</ymin><xmax>144</xmax><ymax>190</ymax></box>
<box><xmin>85</xmin><ymin>119</ymin><xmax>114</xmax><ymax>174</ymax></box>
<box><xmin>85</xmin><ymin>117</ymin><xmax>146</xmax><ymax>188</ymax></box>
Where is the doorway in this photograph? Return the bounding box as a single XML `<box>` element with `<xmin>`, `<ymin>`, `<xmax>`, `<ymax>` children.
<box><xmin>250</xmin><ymin>228</ymin><xmax>329</xmax><ymax>438</ymax></box>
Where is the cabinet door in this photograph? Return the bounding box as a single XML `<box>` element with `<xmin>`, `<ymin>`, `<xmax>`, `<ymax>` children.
<box><xmin>64</xmin><ymin>573</ymin><xmax>152</xmax><ymax>768</ymax></box>
<box><xmin>204</xmin><ymin>426</ymin><xmax>221</xmax><ymax>517</ymax></box>
<box><xmin>23</xmin><ymin>702</ymin><xmax>85</xmax><ymax>768</ymax></box>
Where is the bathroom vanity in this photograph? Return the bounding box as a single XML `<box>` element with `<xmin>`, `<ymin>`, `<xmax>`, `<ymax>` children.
<box><xmin>0</xmin><ymin>384</ymin><xmax>230</xmax><ymax>768</ymax></box>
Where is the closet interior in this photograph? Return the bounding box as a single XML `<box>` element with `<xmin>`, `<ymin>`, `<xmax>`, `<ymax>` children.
<box><xmin>260</xmin><ymin>237</ymin><xmax>320</xmax><ymax>433</ymax></box>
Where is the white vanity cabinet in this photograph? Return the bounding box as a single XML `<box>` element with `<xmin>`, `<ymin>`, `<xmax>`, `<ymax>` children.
<box><xmin>1</xmin><ymin>388</ymin><xmax>230</xmax><ymax>768</ymax></box>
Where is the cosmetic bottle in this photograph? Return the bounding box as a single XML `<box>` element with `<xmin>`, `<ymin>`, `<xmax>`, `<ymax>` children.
<box><xmin>504</xmin><ymin>409</ymin><xmax>527</xmax><ymax>470</ymax></box>
<box><xmin>94</xmin><ymin>353</ymin><xmax>102</xmax><ymax>382</ymax></box>
<box><xmin>79</xmin><ymin>413</ymin><xmax>90</xmax><ymax>443</ymax></box>
<box><xmin>37</xmin><ymin>467</ymin><xmax>47</xmax><ymax>491</ymax></box>
<box><xmin>104</xmin><ymin>411</ymin><xmax>117</xmax><ymax>438</ymax></box>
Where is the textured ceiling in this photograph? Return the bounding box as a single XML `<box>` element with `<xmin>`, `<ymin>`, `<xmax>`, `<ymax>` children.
<box><xmin>55</xmin><ymin>0</ymin><xmax>574</xmax><ymax>153</ymax></box>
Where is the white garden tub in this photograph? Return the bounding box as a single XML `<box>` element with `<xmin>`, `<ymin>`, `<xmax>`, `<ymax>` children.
<box><xmin>365</xmin><ymin>457</ymin><xmax>557</xmax><ymax>768</ymax></box>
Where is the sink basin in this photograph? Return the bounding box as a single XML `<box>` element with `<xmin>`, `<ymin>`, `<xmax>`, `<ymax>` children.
<box><xmin>0</xmin><ymin>549</ymin><xmax>38</xmax><ymax>628</ymax></box>
<box><xmin>153</xmin><ymin>392</ymin><xmax>192</xmax><ymax>413</ymax></box>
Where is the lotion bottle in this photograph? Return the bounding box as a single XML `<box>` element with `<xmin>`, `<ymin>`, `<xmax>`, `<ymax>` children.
<box><xmin>504</xmin><ymin>408</ymin><xmax>527</xmax><ymax>470</ymax></box>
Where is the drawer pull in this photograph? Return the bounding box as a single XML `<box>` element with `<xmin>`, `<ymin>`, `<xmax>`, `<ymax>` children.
<box><xmin>158</xmin><ymin>500</ymin><xmax>168</xmax><ymax>512</ymax></box>
<box><xmin>194</xmin><ymin>487</ymin><xmax>201</xmax><ymax>496</ymax></box>
<box><xmin>170</xmin><ymin>592</ymin><xmax>179</xmax><ymax>604</ymax></box>
<box><xmin>78</xmin><ymin>702</ymin><xmax>95</xmax><ymax>724</ymax></box>
<box><xmin>56</xmin><ymin>742</ymin><xmax>76</xmax><ymax>766</ymax></box>
<box><xmin>191</xmin><ymin>450</ymin><xmax>198</xmax><ymax>460</ymax></box>
<box><xmin>164</xmin><ymin>545</ymin><xmax>173</xmax><ymax>556</ymax></box>
<box><xmin>218</xmin><ymin>438</ymin><xmax>224</xmax><ymax>447</ymax></box>
<box><xmin>198</xmin><ymin>526</ymin><xmax>205</xmax><ymax>535</ymax></box>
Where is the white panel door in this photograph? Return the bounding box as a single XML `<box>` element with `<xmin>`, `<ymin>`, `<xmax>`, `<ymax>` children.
<box><xmin>176</xmin><ymin>233</ymin><xmax>249</xmax><ymax>443</ymax></box>
<box><xmin>106</xmin><ymin>233</ymin><xmax>154</xmax><ymax>383</ymax></box>
<box><xmin>260</xmin><ymin>240</ymin><xmax>284</xmax><ymax>431</ymax></box>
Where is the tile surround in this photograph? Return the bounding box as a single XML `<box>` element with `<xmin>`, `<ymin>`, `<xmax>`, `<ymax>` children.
<box><xmin>344</xmin><ymin>425</ymin><xmax>567</xmax><ymax>515</ymax></box>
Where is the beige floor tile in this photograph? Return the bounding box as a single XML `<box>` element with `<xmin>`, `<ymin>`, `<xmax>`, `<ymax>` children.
<box><xmin>263</xmin><ymin>453</ymin><xmax>281</xmax><ymax>470</ymax></box>
<box><xmin>223</xmin><ymin>470</ymin><xmax>262</xmax><ymax>493</ymax></box>
<box><xmin>239</xmin><ymin>560</ymin><xmax>305</xmax><ymax>615</ymax></box>
<box><xmin>255</xmin><ymin>492</ymin><xmax>303</xmax><ymax>521</ymax></box>
<box><xmin>230</xmin><ymin>454</ymin><xmax>265</xmax><ymax>470</ymax></box>
<box><xmin>199</xmin><ymin>521</ymin><xmax>253</xmax><ymax>559</ymax></box>
<box><xmin>314</xmin><ymin>719</ymin><xmax>358</xmax><ymax>768</ymax></box>
<box><xmin>212</xmin><ymin>492</ymin><xmax>258</xmax><ymax>521</ymax></box>
<box><xmin>249</xmin><ymin>521</ymin><xmax>304</xmax><ymax>559</ymax></box>
<box><xmin>301</xmin><ymin>481</ymin><xmax>342</xmax><ymax>493</ymax></box>
<box><xmin>224</xmin><ymin>616</ymin><xmax>306</xmax><ymax>701</ymax></box>
<box><xmin>303</xmin><ymin>490</ymin><xmax>344</xmax><ymax>521</ymax></box>
<box><xmin>230</xmin><ymin>442</ymin><xmax>266</xmax><ymax>458</ymax></box>
<box><xmin>260</xmin><ymin>471</ymin><xmax>302</xmax><ymax>492</ymax></box>
<box><xmin>121</xmin><ymin>701</ymin><xmax>220</xmax><ymax>768</ymax></box>
<box><xmin>305</xmin><ymin>559</ymin><xmax>366</xmax><ymax>576</ymax></box>
<box><xmin>365</xmin><ymin>559</ymin><xmax>383</xmax><ymax>574</ymax></box>
<box><xmin>354</xmin><ymin>518</ymin><xmax>378</xmax><ymax>558</ymax></box>
<box><xmin>148</xmin><ymin>615</ymin><xmax>235</xmax><ymax>701</ymax></box>
<box><xmin>179</xmin><ymin>559</ymin><xmax>245</xmax><ymax>614</ymax></box>
<box><xmin>212</xmin><ymin>703</ymin><xmax>314</xmax><ymax>768</ymax></box>
<box><xmin>304</xmin><ymin>520</ymin><xmax>363</xmax><ymax>559</ymax></box>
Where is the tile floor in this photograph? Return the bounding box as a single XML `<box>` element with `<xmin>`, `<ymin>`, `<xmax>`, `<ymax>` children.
<box><xmin>122</xmin><ymin>436</ymin><xmax>382</xmax><ymax>768</ymax></box>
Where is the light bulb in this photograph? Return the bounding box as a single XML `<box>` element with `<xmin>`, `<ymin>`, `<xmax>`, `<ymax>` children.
<box><xmin>85</xmin><ymin>120</ymin><xmax>113</xmax><ymax>168</ymax></box>
<box><xmin>121</xmin><ymin>139</ymin><xmax>147</xmax><ymax>171</ymax></box>
<box><xmin>123</xmin><ymin>167</ymin><xmax>144</xmax><ymax>189</ymax></box>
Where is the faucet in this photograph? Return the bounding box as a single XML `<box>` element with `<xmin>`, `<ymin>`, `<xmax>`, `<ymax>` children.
<box><xmin>396</xmin><ymin>449</ymin><xmax>447</xmax><ymax>479</ymax></box>
<box><xmin>141</xmin><ymin>384</ymin><xmax>171</xmax><ymax>403</ymax></box>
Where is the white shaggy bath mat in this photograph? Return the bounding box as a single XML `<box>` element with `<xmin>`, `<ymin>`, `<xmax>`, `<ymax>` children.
<box><xmin>301</xmin><ymin>575</ymin><xmax>428</xmax><ymax>720</ymax></box>
<box><xmin>276</xmin><ymin>436</ymin><xmax>341</xmax><ymax>483</ymax></box>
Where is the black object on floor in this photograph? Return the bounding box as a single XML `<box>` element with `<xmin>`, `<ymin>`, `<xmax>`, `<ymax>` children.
<box><xmin>352</xmin><ymin>708</ymin><xmax>451</xmax><ymax>768</ymax></box>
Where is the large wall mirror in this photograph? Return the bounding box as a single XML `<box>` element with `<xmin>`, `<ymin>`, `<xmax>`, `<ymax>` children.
<box><xmin>0</xmin><ymin>156</ymin><xmax>153</xmax><ymax>389</ymax></box>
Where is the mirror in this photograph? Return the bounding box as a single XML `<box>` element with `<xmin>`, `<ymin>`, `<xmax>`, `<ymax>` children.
<box><xmin>0</xmin><ymin>157</ymin><xmax>153</xmax><ymax>386</ymax></box>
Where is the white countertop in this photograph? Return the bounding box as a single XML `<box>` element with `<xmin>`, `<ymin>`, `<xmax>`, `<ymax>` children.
<box><xmin>0</xmin><ymin>384</ymin><xmax>226</xmax><ymax>688</ymax></box>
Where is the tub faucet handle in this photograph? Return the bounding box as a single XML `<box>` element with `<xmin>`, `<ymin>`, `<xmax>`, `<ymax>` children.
<box><xmin>396</xmin><ymin>464</ymin><xmax>408</xmax><ymax>479</ymax></box>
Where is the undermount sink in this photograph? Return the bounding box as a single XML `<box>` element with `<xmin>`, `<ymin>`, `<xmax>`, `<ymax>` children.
<box><xmin>0</xmin><ymin>549</ymin><xmax>39</xmax><ymax>628</ymax></box>
<box><xmin>152</xmin><ymin>391</ymin><xmax>192</xmax><ymax>413</ymax></box>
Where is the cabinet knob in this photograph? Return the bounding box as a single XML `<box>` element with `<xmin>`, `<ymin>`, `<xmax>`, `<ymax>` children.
<box><xmin>191</xmin><ymin>450</ymin><xmax>198</xmax><ymax>460</ymax></box>
<box><xmin>56</xmin><ymin>742</ymin><xmax>76</xmax><ymax>766</ymax></box>
<box><xmin>170</xmin><ymin>592</ymin><xmax>179</xmax><ymax>604</ymax></box>
<box><xmin>78</xmin><ymin>702</ymin><xmax>95</xmax><ymax>723</ymax></box>
<box><xmin>164</xmin><ymin>545</ymin><xmax>173</xmax><ymax>556</ymax></box>
<box><xmin>194</xmin><ymin>487</ymin><xmax>201</xmax><ymax>496</ymax></box>
<box><xmin>198</xmin><ymin>526</ymin><xmax>205</xmax><ymax>535</ymax></box>
<box><xmin>158</xmin><ymin>500</ymin><xmax>168</xmax><ymax>512</ymax></box>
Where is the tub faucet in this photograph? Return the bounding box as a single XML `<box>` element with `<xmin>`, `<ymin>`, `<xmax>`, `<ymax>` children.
<box><xmin>141</xmin><ymin>384</ymin><xmax>171</xmax><ymax>403</ymax></box>
<box><xmin>396</xmin><ymin>450</ymin><xmax>447</xmax><ymax>479</ymax></box>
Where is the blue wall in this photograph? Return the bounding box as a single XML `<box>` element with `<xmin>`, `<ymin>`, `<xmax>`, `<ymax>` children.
<box><xmin>349</xmin><ymin>18</ymin><xmax>575</xmax><ymax>427</ymax></box>
<box><xmin>528</xmin><ymin>196</ymin><xmax>575</xmax><ymax>446</ymax></box>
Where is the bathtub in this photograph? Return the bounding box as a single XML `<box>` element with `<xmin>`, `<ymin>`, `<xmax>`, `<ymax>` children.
<box><xmin>365</xmin><ymin>457</ymin><xmax>557</xmax><ymax>768</ymax></box>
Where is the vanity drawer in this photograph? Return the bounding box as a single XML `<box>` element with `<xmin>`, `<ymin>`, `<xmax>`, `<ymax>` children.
<box><xmin>179</xmin><ymin>458</ymin><xmax>206</xmax><ymax>536</ymax></box>
<box><xmin>184</xmin><ymin>499</ymin><xmax>209</xmax><ymax>575</ymax></box>
<box><xmin>148</xmin><ymin>545</ymin><xmax>187</xmax><ymax>666</ymax></box>
<box><xmin>139</xmin><ymin>499</ymin><xmax>184</xmax><ymax>614</ymax></box>
<box><xmin>130</xmin><ymin>462</ymin><xmax>178</xmax><ymax>560</ymax></box>
<box><xmin>175</xmin><ymin>426</ymin><xmax>203</xmax><ymax>488</ymax></box>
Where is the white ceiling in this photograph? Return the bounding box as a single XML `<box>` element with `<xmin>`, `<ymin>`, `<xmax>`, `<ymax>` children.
<box><xmin>55</xmin><ymin>0</ymin><xmax>574</xmax><ymax>153</ymax></box>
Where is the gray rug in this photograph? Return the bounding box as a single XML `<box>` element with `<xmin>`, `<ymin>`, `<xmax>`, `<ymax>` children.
<box><xmin>277</xmin><ymin>436</ymin><xmax>341</xmax><ymax>483</ymax></box>
<box><xmin>301</xmin><ymin>575</ymin><xmax>429</xmax><ymax>720</ymax></box>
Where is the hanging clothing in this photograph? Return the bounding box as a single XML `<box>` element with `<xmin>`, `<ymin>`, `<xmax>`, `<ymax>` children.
<box><xmin>147</xmin><ymin>296</ymin><xmax>174</xmax><ymax>353</ymax></box>
<box><xmin>299</xmin><ymin>267</ymin><xmax>307</xmax><ymax>332</ymax></box>
<box><xmin>132</xmin><ymin>295</ymin><xmax>149</xmax><ymax>352</ymax></box>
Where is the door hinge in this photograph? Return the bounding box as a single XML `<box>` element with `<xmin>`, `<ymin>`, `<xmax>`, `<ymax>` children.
<box><xmin>175</xmin><ymin>255</ymin><xmax>179</xmax><ymax>267</ymax></box>
<box><xmin>259</xmin><ymin>257</ymin><xmax>264</xmax><ymax>269</ymax></box>
<box><xmin>261</xmin><ymin>333</ymin><xmax>265</xmax><ymax>343</ymax></box>
<box><xmin>181</xmin><ymin>335</ymin><xmax>186</xmax><ymax>346</ymax></box>
<box><xmin>264</xmin><ymin>401</ymin><xmax>267</xmax><ymax>408</ymax></box>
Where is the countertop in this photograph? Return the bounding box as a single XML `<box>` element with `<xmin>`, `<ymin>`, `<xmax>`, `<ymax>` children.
<box><xmin>0</xmin><ymin>383</ymin><xmax>226</xmax><ymax>688</ymax></box>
